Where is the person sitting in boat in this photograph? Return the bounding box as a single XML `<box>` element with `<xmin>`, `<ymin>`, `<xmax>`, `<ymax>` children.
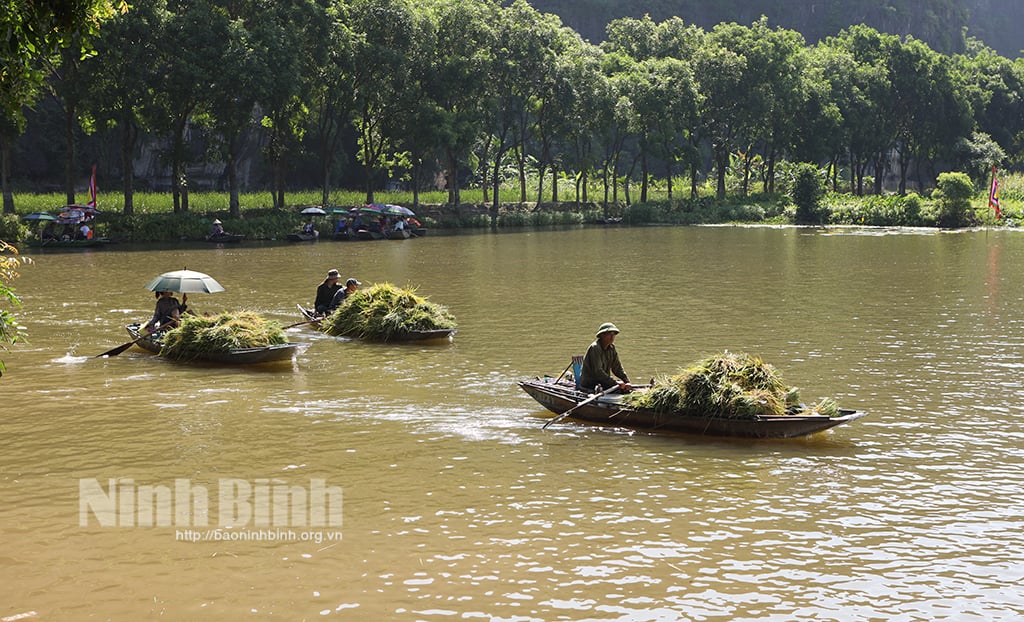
<box><xmin>329</xmin><ymin>278</ymin><xmax>361</xmax><ymax>312</ymax></box>
<box><xmin>334</xmin><ymin>217</ymin><xmax>348</xmax><ymax>235</ymax></box>
<box><xmin>302</xmin><ymin>220</ymin><xmax>316</xmax><ymax>235</ymax></box>
<box><xmin>579</xmin><ymin>322</ymin><xmax>632</xmax><ymax>393</ymax></box>
<box><xmin>60</xmin><ymin>225</ymin><xmax>74</xmax><ymax>241</ymax></box>
<box><xmin>393</xmin><ymin>217</ymin><xmax>407</xmax><ymax>233</ymax></box>
<box><xmin>210</xmin><ymin>219</ymin><xmax>225</xmax><ymax>236</ymax></box>
<box><xmin>314</xmin><ymin>269</ymin><xmax>342</xmax><ymax>314</ymax></box>
<box><xmin>144</xmin><ymin>290</ymin><xmax>181</xmax><ymax>334</ymax></box>
<box><xmin>78</xmin><ymin>223</ymin><xmax>92</xmax><ymax>240</ymax></box>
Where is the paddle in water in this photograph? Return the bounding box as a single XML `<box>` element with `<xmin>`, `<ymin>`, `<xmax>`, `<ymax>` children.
<box><xmin>95</xmin><ymin>325</ymin><xmax>170</xmax><ymax>358</ymax></box>
<box><xmin>542</xmin><ymin>384</ymin><xmax>620</xmax><ymax>429</ymax></box>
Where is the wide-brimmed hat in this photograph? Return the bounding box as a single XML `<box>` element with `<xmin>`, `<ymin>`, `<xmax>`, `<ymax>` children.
<box><xmin>327</xmin><ymin>269</ymin><xmax>340</xmax><ymax>279</ymax></box>
<box><xmin>346</xmin><ymin>278</ymin><xmax>361</xmax><ymax>287</ymax></box>
<box><xmin>596</xmin><ymin>322</ymin><xmax>620</xmax><ymax>337</ymax></box>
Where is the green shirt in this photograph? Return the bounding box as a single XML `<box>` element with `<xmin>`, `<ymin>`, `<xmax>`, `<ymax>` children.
<box><xmin>579</xmin><ymin>339</ymin><xmax>629</xmax><ymax>391</ymax></box>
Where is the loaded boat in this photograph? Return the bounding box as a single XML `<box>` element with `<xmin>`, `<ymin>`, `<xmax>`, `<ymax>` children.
<box><xmin>519</xmin><ymin>376</ymin><xmax>867</xmax><ymax>439</ymax></box>
<box><xmin>125</xmin><ymin>323</ymin><xmax>300</xmax><ymax>364</ymax></box>
<box><xmin>296</xmin><ymin>305</ymin><xmax>456</xmax><ymax>342</ymax></box>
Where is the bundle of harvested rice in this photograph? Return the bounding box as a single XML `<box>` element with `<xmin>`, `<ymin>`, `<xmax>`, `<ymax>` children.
<box><xmin>160</xmin><ymin>311</ymin><xmax>287</xmax><ymax>358</ymax></box>
<box><xmin>320</xmin><ymin>282</ymin><xmax>456</xmax><ymax>341</ymax></box>
<box><xmin>623</xmin><ymin>351</ymin><xmax>839</xmax><ymax>419</ymax></box>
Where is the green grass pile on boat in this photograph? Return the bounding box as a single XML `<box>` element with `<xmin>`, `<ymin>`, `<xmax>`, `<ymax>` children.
<box><xmin>160</xmin><ymin>311</ymin><xmax>287</xmax><ymax>357</ymax></box>
<box><xmin>623</xmin><ymin>351</ymin><xmax>839</xmax><ymax>419</ymax></box>
<box><xmin>320</xmin><ymin>282</ymin><xmax>456</xmax><ymax>341</ymax></box>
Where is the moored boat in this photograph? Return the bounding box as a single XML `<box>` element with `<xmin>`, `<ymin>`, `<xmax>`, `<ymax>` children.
<box><xmin>125</xmin><ymin>323</ymin><xmax>300</xmax><ymax>364</ymax></box>
<box><xmin>287</xmin><ymin>231</ymin><xmax>319</xmax><ymax>242</ymax></box>
<box><xmin>206</xmin><ymin>233</ymin><xmax>244</xmax><ymax>243</ymax></box>
<box><xmin>27</xmin><ymin>237</ymin><xmax>112</xmax><ymax>249</ymax></box>
<box><xmin>519</xmin><ymin>377</ymin><xmax>866</xmax><ymax>439</ymax></box>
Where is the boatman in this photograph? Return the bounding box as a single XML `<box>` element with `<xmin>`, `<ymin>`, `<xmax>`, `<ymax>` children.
<box><xmin>314</xmin><ymin>269</ymin><xmax>343</xmax><ymax>314</ymax></box>
<box><xmin>329</xmin><ymin>278</ymin><xmax>361</xmax><ymax>312</ymax></box>
<box><xmin>579</xmin><ymin>322</ymin><xmax>632</xmax><ymax>393</ymax></box>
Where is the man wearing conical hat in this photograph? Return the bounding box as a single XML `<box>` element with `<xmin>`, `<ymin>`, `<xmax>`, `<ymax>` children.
<box><xmin>579</xmin><ymin>322</ymin><xmax>632</xmax><ymax>393</ymax></box>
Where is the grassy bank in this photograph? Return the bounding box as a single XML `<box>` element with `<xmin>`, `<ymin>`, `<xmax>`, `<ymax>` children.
<box><xmin>2</xmin><ymin>176</ymin><xmax>1021</xmax><ymax>246</ymax></box>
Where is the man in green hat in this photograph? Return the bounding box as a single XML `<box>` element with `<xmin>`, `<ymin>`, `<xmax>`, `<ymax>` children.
<box><xmin>579</xmin><ymin>322</ymin><xmax>631</xmax><ymax>393</ymax></box>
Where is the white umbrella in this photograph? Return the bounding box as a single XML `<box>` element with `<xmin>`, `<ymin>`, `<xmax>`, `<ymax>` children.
<box><xmin>144</xmin><ymin>269</ymin><xmax>225</xmax><ymax>294</ymax></box>
<box><xmin>300</xmin><ymin>207</ymin><xmax>327</xmax><ymax>215</ymax></box>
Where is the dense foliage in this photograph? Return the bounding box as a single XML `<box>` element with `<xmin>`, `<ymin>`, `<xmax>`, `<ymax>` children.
<box><xmin>320</xmin><ymin>283</ymin><xmax>456</xmax><ymax>341</ymax></box>
<box><xmin>0</xmin><ymin>241</ymin><xmax>30</xmax><ymax>375</ymax></box>
<box><xmin>623</xmin><ymin>351</ymin><xmax>840</xmax><ymax>420</ymax></box>
<box><xmin>4</xmin><ymin>0</ymin><xmax>1022</xmax><ymax>221</ymax></box>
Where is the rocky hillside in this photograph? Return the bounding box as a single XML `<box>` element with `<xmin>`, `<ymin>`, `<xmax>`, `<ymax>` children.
<box><xmin>528</xmin><ymin>0</ymin><xmax>1024</xmax><ymax>57</ymax></box>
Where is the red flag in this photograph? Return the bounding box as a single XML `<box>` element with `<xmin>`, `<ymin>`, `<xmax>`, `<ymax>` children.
<box><xmin>989</xmin><ymin>165</ymin><xmax>1001</xmax><ymax>220</ymax></box>
<box><xmin>88</xmin><ymin>164</ymin><xmax>97</xmax><ymax>208</ymax></box>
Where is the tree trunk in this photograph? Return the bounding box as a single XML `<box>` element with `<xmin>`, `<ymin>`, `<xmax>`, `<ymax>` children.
<box><xmin>715</xmin><ymin>148</ymin><xmax>727</xmax><ymax>200</ymax></box>
<box><xmin>640</xmin><ymin>150</ymin><xmax>648</xmax><ymax>203</ymax></box>
<box><xmin>1</xmin><ymin>134</ymin><xmax>13</xmax><ymax>214</ymax></box>
<box><xmin>690</xmin><ymin>161</ymin><xmax>698</xmax><ymax>199</ymax></box>
<box><xmin>64</xmin><ymin>105</ymin><xmax>76</xmax><ymax>206</ymax></box>
<box><xmin>666</xmin><ymin>153</ymin><xmax>673</xmax><ymax>200</ymax></box>
<box><xmin>121</xmin><ymin>122</ymin><xmax>135</xmax><ymax>216</ymax></box>
<box><xmin>551</xmin><ymin>166</ymin><xmax>557</xmax><ymax>203</ymax></box>
<box><xmin>227</xmin><ymin>141</ymin><xmax>240</xmax><ymax>217</ymax></box>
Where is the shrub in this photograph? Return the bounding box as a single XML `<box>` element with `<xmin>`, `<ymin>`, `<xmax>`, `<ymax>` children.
<box><xmin>933</xmin><ymin>172</ymin><xmax>975</xmax><ymax>228</ymax></box>
<box><xmin>792</xmin><ymin>163</ymin><xmax>825</xmax><ymax>224</ymax></box>
<box><xmin>0</xmin><ymin>215</ymin><xmax>29</xmax><ymax>245</ymax></box>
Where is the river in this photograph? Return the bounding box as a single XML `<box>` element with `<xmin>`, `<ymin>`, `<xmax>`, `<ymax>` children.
<box><xmin>2</xmin><ymin>225</ymin><xmax>1023</xmax><ymax>620</ymax></box>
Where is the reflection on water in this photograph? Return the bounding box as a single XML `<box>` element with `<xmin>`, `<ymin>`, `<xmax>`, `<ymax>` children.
<box><xmin>2</xmin><ymin>227</ymin><xmax>1024</xmax><ymax>619</ymax></box>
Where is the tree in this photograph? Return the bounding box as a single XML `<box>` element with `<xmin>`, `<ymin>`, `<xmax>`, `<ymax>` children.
<box><xmin>1</xmin><ymin>0</ymin><xmax>121</xmax><ymax>213</ymax></box>
<box><xmin>81</xmin><ymin>0</ymin><xmax>165</xmax><ymax>215</ymax></box>
<box><xmin>307</xmin><ymin>2</ymin><xmax>356</xmax><ymax>210</ymax></box>
<box><xmin>347</xmin><ymin>0</ymin><xmax>419</xmax><ymax>203</ymax></box>
<box><xmin>693</xmin><ymin>35</ymin><xmax>745</xmax><ymax>199</ymax></box>
<box><xmin>205</xmin><ymin>17</ymin><xmax>265</xmax><ymax>216</ymax></box>
<box><xmin>150</xmin><ymin>0</ymin><xmax>230</xmax><ymax>213</ymax></box>
<box><xmin>421</xmin><ymin>0</ymin><xmax>496</xmax><ymax>207</ymax></box>
<box><xmin>252</xmin><ymin>0</ymin><xmax>321</xmax><ymax>209</ymax></box>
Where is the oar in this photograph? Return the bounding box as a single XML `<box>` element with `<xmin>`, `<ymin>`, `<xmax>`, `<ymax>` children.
<box><xmin>95</xmin><ymin>325</ymin><xmax>170</xmax><ymax>358</ymax></box>
<box><xmin>283</xmin><ymin>319</ymin><xmax>317</xmax><ymax>329</ymax></box>
<box><xmin>542</xmin><ymin>384</ymin><xmax>620</xmax><ymax>430</ymax></box>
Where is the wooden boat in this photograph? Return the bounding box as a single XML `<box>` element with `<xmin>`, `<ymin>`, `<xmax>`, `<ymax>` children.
<box><xmin>125</xmin><ymin>324</ymin><xmax>300</xmax><ymax>364</ymax></box>
<box><xmin>295</xmin><ymin>306</ymin><xmax>456</xmax><ymax>342</ymax></box>
<box><xmin>519</xmin><ymin>377</ymin><xmax>866</xmax><ymax>439</ymax></box>
<box><xmin>297</xmin><ymin>305</ymin><xmax>323</xmax><ymax>329</ymax></box>
<box><xmin>27</xmin><ymin>237</ymin><xmax>112</xmax><ymax>249</ymax></box>
<box><xmin>356</xmin><ymin>229</ymin><xmax>385</xmax><ymax>241</ymax></box>
<box><xmin>287</xmin><ymin>230</ymin><xmax>319</xmax><ymax>242</ymax></box>
<box><xmin>206</xmin><ymin>233</ymin><xmax>244</xmax><ymax>243</ymax></box>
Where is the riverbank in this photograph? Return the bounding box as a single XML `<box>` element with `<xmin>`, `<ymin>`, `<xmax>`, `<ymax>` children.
<box><xmin>1</xmin><ymin>190</ymin><xmax>1016</xmax><ymax>247</ymax></box>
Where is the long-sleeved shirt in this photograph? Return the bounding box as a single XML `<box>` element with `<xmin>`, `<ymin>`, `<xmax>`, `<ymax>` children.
<box><xmin>579</xmin><ymin>339</ymin><xmax>629</xmax><ymax>391</ymax></box>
